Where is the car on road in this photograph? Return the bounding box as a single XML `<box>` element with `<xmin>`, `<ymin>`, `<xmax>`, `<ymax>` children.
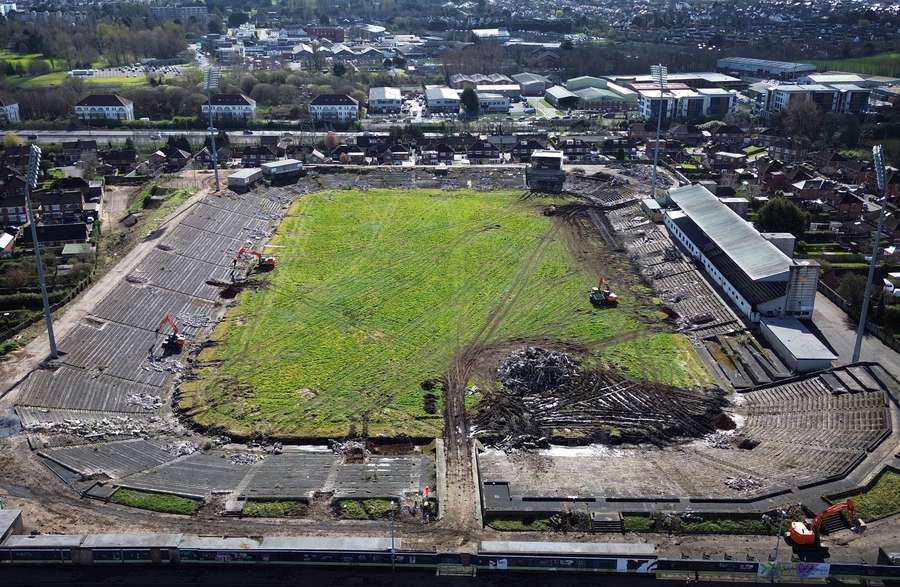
<box><xmin>243</xmin><ymin>130</ymin><xmax>254</xmax><ymax>135</ymax></box>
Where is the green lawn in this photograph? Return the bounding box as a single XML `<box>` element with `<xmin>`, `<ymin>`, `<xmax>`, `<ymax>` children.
<box><xmin>812</xmin><ymin>52</ymin><xmax>900</xmax><ymax>77</ymax></box>
<box><xmin>623</xmin><ymin>514</ymin><xmax>776</xmax><ymax>535</ymax></box>
<box><xmin>0</xmin><ymin>49</ymin><xmax>64</xmax><ymax>71</ymax></box>
<box><xmin>336</xmin><ymin>499</ymin><xmax>396</xmax><ymax>520</ymax></box>
<box><xmin>831</xmin><ymin>469</ymin><xmax>900</xmax><ymax>521</ymax></box>
<box><xmin>180</xmin><ymin>189</ymin><xmax>706</xmax><ymax>439</ymax></box>
<box><xmin>486</xmin><ymin>515</ymin><xmax>552</xmax><ymax>532</ymax></box>
<box><xmin>110</xmin><ymin>488</ymin><xmax>199</xmax><ymax>515</ymax></box>
<box><xmin>243</xmin><ymin>500</ymin><xmax>306</xmax><ymax>517</ymax></box>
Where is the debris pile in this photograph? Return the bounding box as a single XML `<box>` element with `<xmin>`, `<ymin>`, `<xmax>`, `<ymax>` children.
<box><xmin>166</xmin><ymin>440</ymin><xmax>200</xmax><ymax>457</ymax></box>
<box><xmin>143</xmin><ymin>355</ymin><xmax>184</xmax><ymax>374</ymax></box>
<box><xmin>330</xmin><ymin>439</ymin><xmax>369</xmax><ymax>462</ymax></box>
<box><xmin>724</xmin><ymin>476</ymin><xmax>763</xmax><ymax>492</ymax></box>
<box><xmin>24</xmin><ymin>414</ymin><xmax>187</xmax><ymax>440</ymax></box>
<box><xmin>228</xmin><ymin>452</ymin><xmax>264</xmax><ymax>465</ymax></box>
<box><xmin>703</xmin><ymin>431</ymin><xmax>734</xmax><ymax>449</ymax></box>
<box><xmin>474</xmin><ymin>367</ymin><xmax>729</xmax><ymax>448</ymax></box>
<box><xmin>498</xmin><ymin>347</ymin><xmax>579</xmax><ymax>394</ymax></box>
<box><xmin>126</xmin><ymin>392</ymin><xmax>164</xmax><ymax>411</ymax></box>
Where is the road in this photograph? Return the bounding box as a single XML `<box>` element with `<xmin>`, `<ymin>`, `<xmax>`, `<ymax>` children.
<box><xmin>0</xmin><ymin>181</ymin><xmax>212</xmax><ymax>398</ymax></box>
<box><xmin>812</xmin><ymin>292</ymin><xmax>900</xmax><ymax>377</ymax></box>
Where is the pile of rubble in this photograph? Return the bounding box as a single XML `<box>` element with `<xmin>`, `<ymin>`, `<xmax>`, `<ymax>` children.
<box><xmin>724</xmin><ymin>476</ymin><xmax>763</xmax><ymax>492</ymax></box>
<box><xmin>498</xmin><ymin>347</ymin><xmax>579</xmax><ymax>394</ymax></box>
<box><xmin>228</xmin><ymin>452</ymin><xmax>265</xmax><ymax>465</ymax></box>
<box><xmin>175</xmin><ymin>312</ymin><xmax>213</xmax><ymax>330</ymax></box>
<box><xmin>126</xmin><ymin>392</ymin><xmax>164</xmax><ymax>411</ymax></box>
<box><xmin>330</xmin><ymin>439</ymin><xmax>369</xmax><ymax>462</ymax></box>
<box><xmin>165</xmin><ymin>440</ymin><xmax>200</xmax><ymax>457</ymax></box>
<box><xmin>703</xmin><ymin>431</ymin><xmax>734</xmax><ymax>449</ymax></box>
<box><xmin>143</xmin><ymin>355</ymin><xmax>185</xmax><ymax>374</ymax></box>
<box><xmin>24</xmin><ymin>414</ymin><xmax>187</xmax><ymax>440</ymax></box>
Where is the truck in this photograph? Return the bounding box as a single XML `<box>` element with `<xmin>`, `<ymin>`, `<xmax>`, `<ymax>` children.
<box><xmin>227</xmin><ymin>168</ymin><xmax>263</xmax><ymax>191</ymax></box>
<box><xmin>525</xmin><ymin>150</ymin><xmax>565</xmax><ymax>193</ymax></box>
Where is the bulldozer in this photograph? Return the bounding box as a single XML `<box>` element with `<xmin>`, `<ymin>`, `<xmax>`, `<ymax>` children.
<box><xmin>590</xmin><ymin>278</ymin><xmax>619</xmax><ymax>307</ymax></box>
<box><xmin>787</xmin><ymin>499</ymin><xmax>863</xmax><ymax>548</ymax></box>
<box><xmin>235</xmin><ymin>247</ymin><xmax>277</xmax><ymax>271</ymax></box>
<box><xmin>157</xmin><ymin>314</ymin><xmax>186</xmax><ymax>355</ymax></box>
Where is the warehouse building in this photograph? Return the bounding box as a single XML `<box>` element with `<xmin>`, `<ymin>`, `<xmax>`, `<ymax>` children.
<box><xmin>663</xmin><ymin>184</ymin><xmax>820</xmax><ymax>323</ymax></box>
<box><xmin>717</xmin><ymin>57</ymin><xmax>816</xmax><ymax>80</ymax></box>
<box><xmin>544</xmin><ymin>85</ymin><xmax>579</xmax><ymax>110</ymax></box>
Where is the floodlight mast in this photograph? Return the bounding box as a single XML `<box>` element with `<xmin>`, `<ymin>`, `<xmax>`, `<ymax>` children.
<box><xmin>650</xmin><ymin>64</ymin><xmax>668</xmax><ymax>200</ymax></box>
<box><xmin>205</xmin><ymin>68</ymin><xmax>221</xmax><ymax>192</ymax></box>
<box><xmin>24</xmin><ymin>145</ymin><xmax>58</xmax><ymax>359</ymax></box>
<box><xmin>852</xmin><ymin>145</ymin><xmax>888</xmax><ymax>363</ymax></box>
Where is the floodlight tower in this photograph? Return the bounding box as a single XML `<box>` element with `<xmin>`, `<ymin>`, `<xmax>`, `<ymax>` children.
<box><xmin>205</xmin><ymin>68</ymin><xmax>221</xmax><ymax>192</ymax></box>
<box><xmin>24</xmin><ymin>145</ymin><xmax>58</xmax><ymax>359</ymax></box>
<box><xmin>650</xmin><ymin>64</ymin><xmax>668</xmax><ymax>200</ymax></box>
<box><xmin>852</xmin><ymin>144</ymin><xmax>888</xmax><ymax>363</ymax></box>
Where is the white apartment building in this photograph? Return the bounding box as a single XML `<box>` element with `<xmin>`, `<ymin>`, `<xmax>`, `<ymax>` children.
<box><xmin>0</xmin><ymin>98</ymin><xmax>20</xmax><ymax>123</ymax></box>
<box><xmin>201</xmin><ymin>94</ymin><xmax>257</xmax><ymax>121</ymax></box>
<box><xmin>74</xmin><ymin>94</ymin><xmax>134</xmax><ymax>121</ymax></box>
<box><xmin>368</xmin><ymin>87</ymin><xmax>402</xmax><ymax>113</ymax></box>
<box><xmin>309</xmin><ymin>94</ymin><xmax>359</xmax><ymax>123</ymax></box>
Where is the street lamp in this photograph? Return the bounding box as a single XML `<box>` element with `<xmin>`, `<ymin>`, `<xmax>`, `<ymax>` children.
<box><xmin>650</xmin><ymin>64</ymin><xmax>668</xmax><ymax>200</ymax></box>
<box><xmin>24</xmin><ymin>145</ymin><xmax>58</xmax><ymax>359</ymax></box>
<box><xmin>205</xmin><ymin>68</ymin><xmax>221</xmax><ymax>192</ymax></box>
<box><xmin>852</xmin><ymin>144</ymin><xmax>888</xmax><ymax>362</ymax></box>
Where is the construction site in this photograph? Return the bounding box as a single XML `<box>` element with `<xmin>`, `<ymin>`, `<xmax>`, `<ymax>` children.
<box><xmin>0</xmin><ymin>163</ymin><xmax>899</xmax><ymax>572</ymax></box>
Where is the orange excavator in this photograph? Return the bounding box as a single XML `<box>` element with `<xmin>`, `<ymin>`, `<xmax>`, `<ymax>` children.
<box><xmin>788</xmin><ymin>499</ymin><xmax>861</xmax><ymax>546</ymax></box>
<box><xmin>157</xmin><ymin>314</ymin><xmax>186</xmax><ymax>355</ymax></box>
<box><xmin>235</xmin><ymin>247</ymin><xmax>277</xmax><ymax>271</ymax></box>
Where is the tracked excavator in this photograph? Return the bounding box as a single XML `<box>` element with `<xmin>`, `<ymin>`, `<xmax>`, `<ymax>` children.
<box><xmin>235</xmin><ymin>247</ymin><xmax>277</xmax><ymax>271</ymax></box>
<box><xmin>787</xmin><ymin>499</ymin><xmax>863</xmax><ymax>547</ymax></box>
<box><xmin>157</xmin><ymin>314</ymin><xmax>186</xmax><ymax>355</ymax></box>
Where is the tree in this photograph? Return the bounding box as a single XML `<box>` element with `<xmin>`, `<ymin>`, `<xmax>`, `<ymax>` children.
<box><xmin>754</xmin><ymin>197</ymin><xmax>808</xmax><ymax>239</ymax></box>
<box><xmin>333</xmin><ymin>62</ymin><xmax>346</xmax><ymax>77</ymax></box>
<box><xmin>324</xmin><ymin>131</ymin><xmax>339</xmax><ymax>150</ymax></box>
<box><xmin>560</xmin><ymin>39</ymin><xmax>573</xmax><ymax>50</ymax></box>
<box><xmin>3</xmin><ymin>132</ymin><xmax>23</xmax><ymax>148</ymax></box>
<box><xmin>227</xmin><ymin>12</ymin><xmax>249</xmax><ymax>28</ymax></box>
<box><xmin>167</xmin><ymin>135</ymin><xmax>192</xmax><ymax>152</ymax></box>
<box><xmin>460</xmin><ymin>87</ymin><xmax>479</xmax><ymax>117</ymax></box>
<box><xmin>838</xmin><ymin>273</ymin><xmax>867</xmax><ymax>317</ymax></box>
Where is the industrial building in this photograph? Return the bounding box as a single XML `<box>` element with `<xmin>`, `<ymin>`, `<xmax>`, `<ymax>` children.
<box><xmin>544</xmin><ymin>85</ymin><xmax>579</xmax><ymax>110</ymax></box>
<box><xmin>663</xmin><ymin>184</ymin><xmax>819</xmax><ymax>323</ymax></box>
<box><xmin>717</xmin><ymin>57</ymin><xmax>816</xmax><ymax>79</ymax></box>
<box><xmin>424</xmin><ymin>86</ymin><xmax>460</xmax><ymax>114</ymax></box>
<box><xmin>367</xmin><ymin>87</ymin><xmax>403</xmax><ymax>113</ymax></box>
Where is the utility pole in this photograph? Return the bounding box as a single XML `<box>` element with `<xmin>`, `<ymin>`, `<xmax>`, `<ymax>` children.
<box><xmin>852</xmin><ymin>144</ymin><xmax>888</xmax><ymax>363</ymax></box>
<box><xmin>205</xmin><ymin>68</ymin><xmax>221</xmax><ymax>192</ymax></box>
<box><xmin>389</xmin><ymin>503</ymin><xmax>396</xmax><ymax>572</ymax></box>
<box><xmin>24</xmin><ymin>145</ymin><xmax>58</xmax><ymax>359</ymax></box>
<box><xmin>650</xmin><ymin>64</ymin><xmax>668</xmax><ymax>200</ymax></box>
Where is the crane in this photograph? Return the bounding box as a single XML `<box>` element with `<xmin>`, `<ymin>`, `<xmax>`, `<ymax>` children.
<box><xmin>235</xmin><ymin>247</ymin><xmax>277</xmax><ymax>271</ymax></box>
<box><xmin>788</xmin><ymin>499</ymin><xmax>860</xmax><ymax>546</ymax></box>
<box><xmin>156</xmin><ymin>314</ymin><xmax>186</xmax><ymax>355</ymax></box>
<box><xmin>589</xmin><ymin>277</ymin><xmax>619</xmax><ymax>307</ymax></box>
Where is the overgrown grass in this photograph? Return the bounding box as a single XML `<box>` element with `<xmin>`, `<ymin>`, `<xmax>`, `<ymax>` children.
<box><xmin>243</xmin><ymin>500</ymin><xmax>306</xmax><ymax>517</ymax></box>
<box><xmin>623</xmin><ymin>515</ymin><xmax>654</xmax><ymax>532</ymax></box>
<box><xmin>336</xmin><ymin>499</ymin><xmax>396</xmax><ymax>520</ymax></box>
<box><xmin>487</xmin><ymin>515</ymin><xmax>552</xmax><ymax>532</ymax></box>
<box><xmin>110</xmin><ymin>488</ymin><xmax>199</xmax><ymax>515</ymax></box>
<box><xmin>812</xmin><ymin>52</ymin><xmax>900</xmax><ymax>77</ymax></box>
<box><xmin>623</xmin><ymin>514</ymin><xmax>776</xmax><ymax>535</ymax></box>
<box><xmin>831</xmin><ymin>469</ymin><xmax>900</xmax><ymax>521</ymax></box>
<box><xmin>181</xmin><ymin>189</ymin><xmax>706</xmax><ymax>439</ymax></box>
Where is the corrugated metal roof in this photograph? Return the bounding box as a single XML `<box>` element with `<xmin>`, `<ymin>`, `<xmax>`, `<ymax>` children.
<box><xmin>669</xmin><ymin>184</ymin><xmax>792</xmax><ymax>280</ymax></box>
<box><xmin>761</xmin><ymin>317</ymin><xmax>837</xmax><ymax>361</ymax></box>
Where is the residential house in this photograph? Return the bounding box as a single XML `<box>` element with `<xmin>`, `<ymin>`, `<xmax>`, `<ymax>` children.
<box><xmin>768</xmin><ymin>139</ymin><xmax>808</xmax><ymax>163</ymax></box>
<box><xmin>379</xmin><ymin>143</ymin><xmax>412</xmax><ymax>165</ymax></box>
<box><xmin>74</xmin><ymin>94</ymin><xmax>134</xmax><ymax>121</ymax></box>
<box><xmin>791</xmin><ymin>177</ymin><xmax>838</xmax><ymax>202</ymax></box>
<box><xmin>60</xmin><ymin>140</ymin><xmax>98</xmax><ymax>166</ymax></box>
<box><xmin>149</xmin><ymin>145</ymin><xmax>191</xmax><ymax>172</ymax></box>
<box><xmin>466</xmin><ymin>138</ymin><xmax>500</xmax><ymax>164</ymax></box>
<box><xmin>512</xmin><ymin>138</ymin><xmax>548</xmax><ymax>163</ymax></box>
<box><xmin>309</xmin><ymin>94</ymin><xmax>359</xmax><ymax>123</ymax></box>
<box><xmin>667</xmin><ymin>124</ymin><xmax>705</xmax><ymax>146</ymax></box>
<box><xmin>0</xmin><ymin>170</ymin><xmax>27</xmax><ymax>226</ymax></box>
<box><xmin>0</xmin><ymin>97</ymin><xmax>20</xmax><ymax>123</ymax></box>
<box><xmin>418</xmin><ymin>142</ymin><xmax>455</xmax><ymax>165</ymax></box>
<box><xmin>202</xmin><ymin>94</ymin><xmax>257</xmax><ymax>122</ymax></box>
<box><xmin>193</xmin><ymin>145</ymin><xmax>232</xmax><ymax>169</ymax></box>
<box><xmin>38</xmin><ymin>186</ymin><xmax>85</xmax><ymax>224</ymax></box>
<box><xmin>20</xmin><ymin>222</ymin><xmax>90</xmax><ymax>247</ymax></box>
<box><xmin>241</xmin><ymin>145</ymin><xmax>278</xmax><ymax>167</ymax></box>
<box><xmin>100</xmin><ymin>148</ymin><xmax>137</xmax><ymax>173</ymax></box>
<box><xmin>709</xmin><ymin>124</ymin><xmax>747</xmax><ymax>147</ymax></box>
<box><xmin>559</xmin><ymin>138</ymin><xmax>593</xmax><ymax>162</ymax></box>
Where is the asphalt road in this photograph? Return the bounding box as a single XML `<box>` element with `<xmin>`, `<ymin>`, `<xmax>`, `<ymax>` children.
<box><xmin>812</xmin><ymin>292</ymin><xmax>900</xmax><ymax>377</ymax></box>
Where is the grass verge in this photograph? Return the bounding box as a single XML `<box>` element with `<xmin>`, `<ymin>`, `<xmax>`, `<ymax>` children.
<box><xmin>623</xmin><ymin>514</ymin><xmax>777</xmax><ymax>535</ymax></box>
<box><xmin>336</xmin><ymin>498</ymin><xmax>397</xmax><ymax>520</ymax></box>
<box><xmin>486</xmin><ymin>515</ymin><xmax>552</xmax><ymax>532</ymax></box>
<box><xmin>243</xmin><ymin>500</ymin><xmax>306</xmax><ymax>517</ymax></box>
<box><xmin>110</xmin><ymin>488</ymin><xmax>199</xmax><ymax>515</ymax></box>
<box><xmin>829</xmin><ymin>469</ymin><xmax>900</xmax><ymax>521</ymax></box>
<box><xmin>811</xmin><ymin>52</ymin><xmax>900</xmax><ymax>77</ymax></box>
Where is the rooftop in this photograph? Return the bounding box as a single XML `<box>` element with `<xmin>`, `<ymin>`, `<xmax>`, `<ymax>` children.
<box><xmin>310</xmin><ymin>94</ymin><xmax>358</xmax><ymax>106</ymax></box>
<box><xmin>369</xmin><ymin>87</ymin><xmax>402</xmax><ymax>101</ymax></box>
<box><xmin>76</xmin><ymin>94</ymin><xmax>132</xmax><ymax>107</ymax></box>
<box><xmin>760</xmin><ymin>317</ymin><xmax>838</xmax><ymax>361</ymax></box>
<box><xmin>668</xmin><ymin>184</ymin><xmax>792</xmax><ymax>281</ymax></box>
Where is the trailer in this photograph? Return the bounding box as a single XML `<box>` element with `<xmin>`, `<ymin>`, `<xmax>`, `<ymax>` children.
<box><xmin>227</xmin><ymin>168</ymin><xmax>262</xmax><ymax>191</ymax></box>
<box><xmin>261</xmin><ymin>159</ymin><xmax>302</xmax><ymax>178</ymax></box>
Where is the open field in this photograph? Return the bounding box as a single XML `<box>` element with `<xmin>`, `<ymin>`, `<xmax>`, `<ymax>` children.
<box><xmin>812</xmin><ymin>52</ymin><xmax>900</xmax><ymax>77</ymax></box>
<box><xmin>180</xmin><ymin>188</ymin><xmax>703</xmax><ymax>439</ymax></box>
<box><xmin>109</xmin><ymin>488</ymin><xmax>199</xmax><ymax>515</ymax></box>
<box><xmin>830</xmin><ymin>469</ymin><xmax>900</xmax><ymax>521</ymax></box>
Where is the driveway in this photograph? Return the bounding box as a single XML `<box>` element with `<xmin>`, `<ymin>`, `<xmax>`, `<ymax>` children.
<box><xmin>812</xmin><ymin>292</ymin><xmax>900</xmax><ymax>378</ymax></box>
